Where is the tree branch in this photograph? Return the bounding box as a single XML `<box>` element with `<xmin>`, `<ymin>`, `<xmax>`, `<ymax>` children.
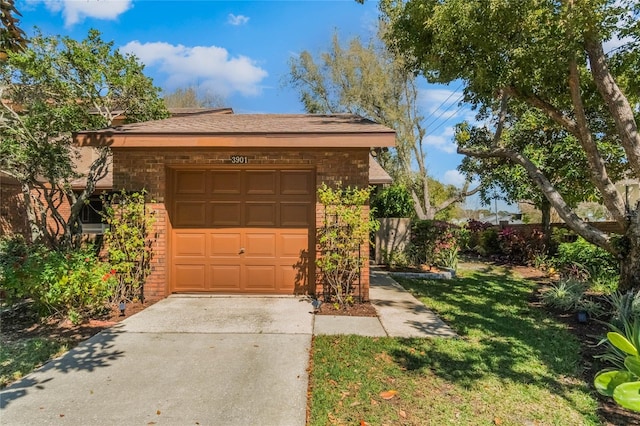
<box><xmin>567</xmin><ymin>56</ymin><xmax>627</xmax><ymax>224</ymax></box>
<box><xmin>457</xmin><ymin>145</ymin><xmax>614</xmax><ymax>252</ymax></box>
<box><xmin>584</xmin><ymin>32</ymin><xmax>640</xmax><ymax>178</ymax></box>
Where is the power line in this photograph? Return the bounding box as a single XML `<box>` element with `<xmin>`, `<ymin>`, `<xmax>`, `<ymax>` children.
<box><xmin>421</xmin><ymin>83</ymin><xmax>463</xmax><ymax>122</ymax></box>
<box><xmin>423</xmin><ymin>92</ymin><xmax>465</xmax><ymax>130</ymax></box>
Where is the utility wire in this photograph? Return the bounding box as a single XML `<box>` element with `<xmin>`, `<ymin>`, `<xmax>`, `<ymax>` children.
<box><xmin>421</xmin><ymin>84</ymin><xmax>464</xmax><ymax>125</ymax></box>
<box><xmin>423</xmin><ymin>92</ymin><xmax>465</xmax><ymax>131</ymax></box>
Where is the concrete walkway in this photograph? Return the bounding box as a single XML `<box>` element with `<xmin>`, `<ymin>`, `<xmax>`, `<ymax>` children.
<box><xmin>313</xmin><ymin>270</ymin><xmax>457</xmax><ymax>338</ymax></box>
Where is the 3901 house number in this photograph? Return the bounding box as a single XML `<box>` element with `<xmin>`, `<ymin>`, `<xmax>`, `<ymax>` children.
<box><xmin>230</xmin><ymin>155</ymin><xmax>248</xmax><ymax>164</ymax></box>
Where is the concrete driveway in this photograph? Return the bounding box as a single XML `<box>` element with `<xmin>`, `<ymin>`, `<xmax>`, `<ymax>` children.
<box><xmin>0</xmin><ymin>296</ymin><xmax>314</xmax><ymax>426</ymax></box>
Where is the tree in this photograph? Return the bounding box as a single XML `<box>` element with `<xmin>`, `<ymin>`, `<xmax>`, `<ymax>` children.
<box><xmin>382</xmin><ymin>0</ymin><xmax>640</xmax><ymax>290</ymax></box>
<box><xmin>288</xmin><ymin>30</ymin><xmax>477</xmax><ymax>220</ymax></box>
<box><xmin>0</xmin><ymin>29</ymin><xmax>169</xmax><ymax>248</ymax></box>
<box><xmin>0</xmin><ymin>0</ymin><xmax>27</xmax><ymax>58</ymax></box>
<box><xmin>163</xmin><ymin>86</ymin><xmax>226</xmax><ymax>108</ymax></box>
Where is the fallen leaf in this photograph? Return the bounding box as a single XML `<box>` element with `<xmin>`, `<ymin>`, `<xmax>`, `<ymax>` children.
<box><xmin>379</xmin><ymin>390</ymin><xmax>398</xmax><ymax>400</ymax></box>
<box><xmin>494</xmin><ymin>418</ymin><xmax>503</xmax><ymax>425</ymax></box>
<box><xmin>360</xmin><ymin>421</ymin><xmax>370</xmax><ymax>426</ymax></box>
<box><xmin>156</xmin><ymin>410</ymin><xmax>161</xmax><ymax>415</ymax></box>
<box><xmin>350</xmin><ymin>401</ymin><xmax>361</xmax><ymax>407</ymax></box>
<box><xmin>59</xmin><ymin>414</ymin><xmax>64</xmax><ymax>418</ymax></box>
<box><xmin>399</xmin><ymin>410</ymin><xmax>407</xmax><ymax>418</ymax></box>
<box><xmin>371</xmin><ymin>398</ymin><xmax>379</xmax><ymax>406</ymax></box>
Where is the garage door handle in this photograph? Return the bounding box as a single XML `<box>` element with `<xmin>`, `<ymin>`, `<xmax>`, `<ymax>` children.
<box><xmin>239</xmin><ymin>248</ymin><xmax>245</xmax><ymax>254</ymax></box>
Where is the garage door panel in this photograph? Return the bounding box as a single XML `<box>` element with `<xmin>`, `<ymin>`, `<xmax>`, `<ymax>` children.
<box><xmin>245</xmin><ymin>233</ymin><xmax>276</xmax><ymax>257</ymax></box>
<box><xmin>175</xmin><ymin>170</ymin><xmax>206</xmax><ymax>194</ymax></box>
<box><xmin>170</xmin><ymin>168</ymin><xmax>313</xmax><ymax>294</ymax></box>
<box><xmin>281</xmin><ymin>171</ymin><xmax>313</xmax><ymax>195</ymax></box>
<box><xmin>210</xmin><ymin>233</ymin><xmax>242</xmax><ymax>256</ymax></box>
<box><xmin>173</xmin><ymin>265</ymin><xmax>206</xmax><ymax>291</ymax></box>
<box><xmin>211</xmin><ymin>171</ymin><xmax>241</xmax><ymax>194</ymax></box>
<box><xmin>280</xmin><ymin>203</ymin><xmax>311</xmax><ymax>227</ymax></box>
<box><xmin>279</xmin><ymin>266</ymin><xmax>302</xmax><ymax>292</ymax></box>
<box><xmin>211</xmin><ymin>202</ymin><xmax>242</xmax><ymax>226</ymax></box>
<box><xmin>245</xmin><ymin>266</ymin><xmax>276</xmax><ymax>290</ymax></box>
<box><xmin>174</xmin><ymin>201</ymin><xmax>207</xmax><ymax>227</ymax></box>
<box><xmin>280</xmin><ymin>233</ymin><xmax>309</xmax><ymax>257</ymax></box>
<box><xmin>174</xmin><ymin>233</ymin><xmax>206</xmax><ymax>257</ymax></box>
<box><xmin>245</xmin><ymin>202</ymin><xmax>276</xmax><ymax>226</ymax></box>
<box><xmin>210</xmin><ymin>265</ymin><xmax>241</xmax><ymax>290</ymax></box>
<box><xmin>246</xmin><ymin>171</ymin><xmax>276</xmax><ymax>195</ymax></box>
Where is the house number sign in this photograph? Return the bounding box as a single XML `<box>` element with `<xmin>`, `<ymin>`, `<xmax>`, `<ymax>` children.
<box><xmin>230</xmin><ymin>155</ymin><xmax>249</xmax><ymax>164</ymax></box>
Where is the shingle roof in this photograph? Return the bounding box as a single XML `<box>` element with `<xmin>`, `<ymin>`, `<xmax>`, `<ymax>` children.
<box><xmin>369</xmin><ymin>155</ymin><xmax>393</xmax><ymax>184</ymax></box>
<box><xmin>78</xmin><ymin>112</ymin><xmax>395</xmax><ymax>136</ymax></box>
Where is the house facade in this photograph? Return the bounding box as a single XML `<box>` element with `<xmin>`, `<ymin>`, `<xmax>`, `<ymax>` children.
<box><xmin>75</xmin><ymin>112</ymin><xmax>395</xmax><ymax>300</ymax></box>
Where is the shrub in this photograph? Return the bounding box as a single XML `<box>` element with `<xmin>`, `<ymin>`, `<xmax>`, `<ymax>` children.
<box><xmin>464</xmin><ymin>219</ymin><xmax>493</xmax><ymax>250</ymax></box>
<box><xmin>554</xmin><ymin>237</ymin><xmax>619</xmax><ymax>291</ymax></box>
<box><xmin>101</xmin><ymin>190</ymin><xmax>156</xmax><ymax>303</ymax></box>
<box><xmin>317</xmin><ymin>183</ymin><xmax>378</xmax><ymax>307</ymax></box>
<box><xmin>1</xmin><ymin>242</ymin><xmax>116</xmax><ymax>323</ymax></box>
<box><xmin>410</xmin><ymin>220</ymin><xmax>464</xmax><ymax>270</ymax></box>
<box><xmin>370</xmin><ymin>183</ymin><xmax>414</xmax><ymax>218</ymax></box>
<box><xmin>497</xmin><ymin>227</ymin><xmax>547</xmax><ymax>265</ymax></box>
<box><xmin>479</xmin><ymin>228</ymin><xmax>501</xmax><ymax>255</ymax></box>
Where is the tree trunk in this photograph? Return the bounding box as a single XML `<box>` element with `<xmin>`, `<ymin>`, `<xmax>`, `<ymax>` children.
<box><xmin>618</xmin><ymin>207</ymin><xmax>640</xmax><ymax>292</ymax></box>
<box><xmin>21</xmin><ymin>182</ymin><xmax>42</xmax><ymax>243</ymax></box>
<box><xmin>540</xmin><ymin>198</ymin><xmax>552</xmax><ymax>248</ymax></box>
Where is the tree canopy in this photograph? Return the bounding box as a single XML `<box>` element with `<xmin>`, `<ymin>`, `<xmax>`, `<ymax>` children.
<box><xmin>288</xmin><ymin>30</ymin><xmax>475</xmax><ymax>219</ymax></box>
<box><xmin>381</xmin><ymin>0</ymin><xmax>640</xmax><ymax>289</ymax></box>
<box><xmin>0</xmin><ymin>29</ymin><xmax>168</xmax><ymax>247</ymax></box>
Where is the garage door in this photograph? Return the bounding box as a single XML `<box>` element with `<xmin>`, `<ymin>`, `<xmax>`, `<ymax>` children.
<box><xmin>169</xmin><ymin>168</ymin><xmax>314</xmax><ymax>294</ymax></box>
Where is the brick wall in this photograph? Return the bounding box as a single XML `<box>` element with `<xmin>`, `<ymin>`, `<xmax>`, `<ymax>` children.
<box><xmin>0</xmin><ymin>179</ymin><xmax>29</xmax><ymax>238</ymax></box>
<box><xmin>112</xmin><ymin>148</ymin><xmax>370</xmax><ymax>299</ymax></box>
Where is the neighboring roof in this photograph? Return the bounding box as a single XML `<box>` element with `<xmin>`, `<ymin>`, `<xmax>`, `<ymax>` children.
<box><xmin>368</xmin><ymin>154</ymin><xmax>393</xmax><ymax>185</ymax></box>
<box><xmin>75</xmin><ymin>113</ymin><xmax>396</xmax><ymax>148</ymax></box>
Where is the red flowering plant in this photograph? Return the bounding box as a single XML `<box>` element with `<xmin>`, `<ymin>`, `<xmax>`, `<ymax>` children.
<box><xmin>410</xmin><ymin>220</ymin><xmax>466</xmax><ymax>270</ymax></box>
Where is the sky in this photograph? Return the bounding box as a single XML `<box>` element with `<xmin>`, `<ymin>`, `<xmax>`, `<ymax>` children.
<box><xmin>16</xmin><ymin>0</ymin><xmax>493</xmax><ymax>207</ymax></box>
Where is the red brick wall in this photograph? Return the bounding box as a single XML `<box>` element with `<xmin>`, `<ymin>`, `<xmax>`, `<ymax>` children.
<box><xmin>0</xmin><ymin>180</ymin><xmax>29</xmax><ymax>238</ymax></box>
<box><xmin>111</xmin><ymin>148</ymin><xmax>370</xmax><ymax>299</ymax></box>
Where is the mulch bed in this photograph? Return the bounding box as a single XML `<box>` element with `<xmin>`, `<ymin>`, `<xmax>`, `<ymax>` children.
<box><xmin>315</xmin><ymin>301</ymin><xmax>378</xmax><ymax>317</ymax></box>
<box><xmin>1</xmin><ymin>300</ymin><xmax>155</xmax><ymax>346</ymax></box>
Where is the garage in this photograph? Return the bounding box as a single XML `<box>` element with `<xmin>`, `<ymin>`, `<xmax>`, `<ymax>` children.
<box><xmin>76</xmin><ymin>111</ymin><xmax>395</xmax><ymax>299</ymax></box>
<box><xmin>169</xmin><ymin>168</ymin><xmax>314</xmax><ymax>293</ymax></box>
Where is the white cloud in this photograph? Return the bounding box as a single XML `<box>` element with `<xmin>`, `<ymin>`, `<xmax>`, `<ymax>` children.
<box><xmin>443</xmin><ymin>170</ymin><xmax>467</xmax><ymax>187</ymax></box>
<box><xmin>42</xmin><ymin>0</ymin><xmax>132</xmax><ymax>27</ymax></box>
<box><xmin>228</xmin><ymin>13</ymin><xmax>250</xmax><ymax>26</ymax></box>
<box><xmin>423</xmin><ymin>126</ymin><xmax>457</xmax><ymax>154</ymax></box>
<box><xmin>120</xmin><ymin>41</ymin><xmax>268</xmax><ymax>97</ymax></box>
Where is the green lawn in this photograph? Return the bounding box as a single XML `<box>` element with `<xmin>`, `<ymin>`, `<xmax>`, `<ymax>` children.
<box><xmin>308</xmin><ymin>263</ymin><xmax>601</xmax><ymax>425</ymax></box>
<box><xmin>0</xmin><ymin>337</ymin><xmax>69</xmax><ymax>388</ymax></box>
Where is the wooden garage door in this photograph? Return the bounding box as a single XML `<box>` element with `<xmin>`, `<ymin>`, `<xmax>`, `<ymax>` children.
<box><xmin>169</xmin><ymin>169</ymin><xmax>314</xmax><ymax>294</ymax></box>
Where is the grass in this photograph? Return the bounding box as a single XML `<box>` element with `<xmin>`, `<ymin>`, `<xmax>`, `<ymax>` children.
<box><xmin>0</xmin><ymin>336</ymin><xmax>69</xmax><ymax>387</ymax></box>
<box><xmin>308</xmin><ymin>263</ymin><xmax>601</xmax><ymax>425</ymax></box>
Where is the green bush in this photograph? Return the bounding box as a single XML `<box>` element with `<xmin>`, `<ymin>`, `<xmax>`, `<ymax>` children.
<box><xmin>479</xmin><ymin>228</ymin><xmax>501</xmax><ymax>255</ymax></box>
<box><xmin>370</xmin><ymin>183</ymin><xmax>414</xmax><ymax>218</ymax></box>
<box><xmin>317</xmin><ymin>183</ymin><xmax>378</xmax><ymax>307</ymax></box>
<box><xmin>101</xmin><ymin>190</ymin><xmax>156</xmax><ymax>303</ymax></box>
<box><xmin>554</xmin><ymin>237</ymin><xmax>619</xmax><ymax>291</ymax></box>
<box><xmin>1</xmin><ymin>239</ymin><xmax>116</xmax><ymax>323</ymax></box>
<box><xmin>410</xmin><ymin>220</ymin><xmax>465</xmax><ymax>270</ymax></box>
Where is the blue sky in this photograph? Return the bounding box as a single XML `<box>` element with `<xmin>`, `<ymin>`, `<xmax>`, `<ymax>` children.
<box><xmin>17</xmin><ymin>0</ymin><xmax>482</xmax><ymax>200</ymax></box>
